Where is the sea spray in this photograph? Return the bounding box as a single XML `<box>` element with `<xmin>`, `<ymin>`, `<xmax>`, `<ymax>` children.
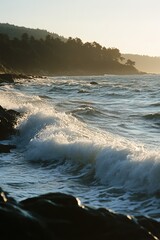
<box><xmin>0</xmin><ymin>74</ymin><xmax>160</xmax><ymax>220</ymax></box>
<box><xmin>13</xmin><ymin>99</ymin><xmax>160</xmax><ymax>194</ymax></box>
<box><xmin>95</xmin><ymin>147</ymin><xmax>160</xmax><ymax>193</ymax></box>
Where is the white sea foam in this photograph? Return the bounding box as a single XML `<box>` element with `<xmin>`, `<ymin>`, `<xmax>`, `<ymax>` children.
<box><xmin>95</xmin><ymin>147</ymin><xmax>160</xmax><ymax>193</ymax></box>
<box><xmin>1</xmin><ymin>81</ymin><xmax>160</xmax><ymax>195</ymax></box>
<box><xmin>1</xmin><ymin>75</ymin><xmax>160</xmax><ymax>220</ymax></box>
<box><xmin>12</xmin><ymin>95</ymin><xmax>160</xmax><ymax>194</ymax></box>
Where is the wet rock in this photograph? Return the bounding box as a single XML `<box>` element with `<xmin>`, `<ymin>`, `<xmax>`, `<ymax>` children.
<box><xmin>0</xmin><ymin>73</ymin><xmax>14</xmax><ymax>83</ymax></box>
<box><xmin>90</xmin><ymin>81</ymin><xmax>98</xmax><ymax>85</ymax></box>
<box><xmin>0</xmin><ymin>188</ymin><xmax>159</xmax><ymax>240</ymax></box>
<box><xmin>0</xmin><ymin>105</ymin><xmax>20</xmax><ymax>140</ymax></box>
<box><xmin>0</xmin><ymin>73</ymin><xmax>32</xmax><ymax>84</ymax></box>
<box><xmin>0</xmin><ymin>144</ymin><xmax>16</xmax><ymax>153</ymax></box>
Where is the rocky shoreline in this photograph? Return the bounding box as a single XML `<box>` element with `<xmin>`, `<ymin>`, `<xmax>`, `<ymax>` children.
<box><xmin>0</xmin><ymin>73</ymin><xmax>43</xmax><ymax>84</ymax></box>
<box><xmin>0</xmin><ymin>187</ymin><xmax>159</xmax><ymax>240</ymax></box>
<box><xmin>0</xmin><ymin>105</ymin><xmax>20</xmax><ymax>139</ymax></box>
<box><xmin>0</xmin><ymin>105</ymin><xmax>20</xmax><ymax>153</ymax></box>
<box><xmin>0</xmin><ymin>71</ymin><xmax>146</xmax><ymax>86</ymax></box>
<box><xmin>0</xmin><ymin>105</ymin><xmax>160</xmax><ymax>240</ymax></box>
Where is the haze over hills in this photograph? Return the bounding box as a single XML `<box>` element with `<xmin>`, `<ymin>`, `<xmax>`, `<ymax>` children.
<box><xmin>1</xmin><ymin>23</ymin><xmax>159</xmax><ymax>74</ymax></box>
<box><xmin>122</xmin><ymin>54</ymin><xmax>160</xmax><ymax>74</ymax></box>
<box><xmin>0</xmin><ymin>23</ymin><xmax>141</xmax><ymax>75</ymax></box>
<box><xmin>0</xmin><ymin>23</ymin><xmax>66</xmax><ymax>41</ymax></box>
<box><xmin>0</xmin><ymin>23</ymin><xmax>159</xmax><ymax>75</ymax></box>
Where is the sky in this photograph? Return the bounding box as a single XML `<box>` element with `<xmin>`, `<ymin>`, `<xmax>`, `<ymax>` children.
<box><xmin>0</xmin><ymin>0</ymin><xmax>160</xmax><ymax>56</ymax></box>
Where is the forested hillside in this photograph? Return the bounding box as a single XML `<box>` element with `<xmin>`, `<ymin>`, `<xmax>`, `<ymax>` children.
<box><xmin>0</xmin><ymin>23</ymin><xmax>66</xmax><ymax>41</ymax></box>
<box><xmin>0</xmin><ymin>24</ymin><xmax>141</xmax><ymax>75</ymax></box>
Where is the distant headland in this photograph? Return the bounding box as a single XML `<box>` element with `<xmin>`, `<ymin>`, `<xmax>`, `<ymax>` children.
<box><xmin>0</xmin><ymin>23</ymin><xmax>145</xmax><ymax>76</ymax></box>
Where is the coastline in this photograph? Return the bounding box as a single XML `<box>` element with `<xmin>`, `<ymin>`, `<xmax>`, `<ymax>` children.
<box><xmin>0</xmin><ymin>70</ymin><xmax>147</xmax><ymax>84</ymax></box>
<box><xmin>0</xmin><ymin>100</ymin><xmax>159</xmax><ymax>239</ymax></box>
<box><xmin>0</xmin><ymin>186</ymin><xmax>160</xmax><ymax>240</ymax></box>
<box><xmin>1</xmin><ymin>73</ymin><xmax>160</xmax><ymax>239</ymax></box>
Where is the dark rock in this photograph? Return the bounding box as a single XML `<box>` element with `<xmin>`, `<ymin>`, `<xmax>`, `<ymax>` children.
<box><xmin>0</xmin><ymin>73</ymin><xmax>14</xmax><ymax>83</ymax></box>
<box><xmin>0</xmin><ymin>188</ymin><xmax>159</xmax><ymax>240</ymax></box>
<box><xmin>0</xmin><ymin>73</ymin><xmax>33</xmax><ymax>84</ymax></box>
<box><xmin>0</xmin><ymin>105</ymin><xmax>20</xmax><ymax>140</ymax></box>
<box><xmin>137</xmin><ymin>216</ymin><xmax>160</xmax><ymax>240</ymax></box>
<box><xmin>90</xmin><ymin>81</ymin><xmax>98</xmax><ymax>85</ymax></box>
<box><xmin>0</xmin><ymin>191</ymin><xmax>48</xmax><ymax>240</ymax></box>
<box><xmin>0</xmin><ymin>144</ymin><xmax>16</xmax><ymax>153</ymax></box>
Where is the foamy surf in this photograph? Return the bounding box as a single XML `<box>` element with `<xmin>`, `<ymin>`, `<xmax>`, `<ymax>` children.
<box><xmin>0</xmin><ymin>74</ymin><xmax>160</xmax><ymax>220</ymax></box>
<box><xmin>11</xmin><ymin>95</ymin><xmax>160</xmax><ymax>194</ymax></box>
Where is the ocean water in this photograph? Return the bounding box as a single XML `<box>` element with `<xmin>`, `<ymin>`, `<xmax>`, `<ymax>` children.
<box><xmin>0</xmin><ymin>74</ymin><xmax>160</xmax><ymax>220</ymax></box>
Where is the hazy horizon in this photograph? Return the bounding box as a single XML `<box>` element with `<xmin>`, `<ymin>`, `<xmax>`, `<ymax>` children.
<box><xmin>0</xmin><ymin>0</ymin><xmax>160</xmax><ymax>57</ymax></box>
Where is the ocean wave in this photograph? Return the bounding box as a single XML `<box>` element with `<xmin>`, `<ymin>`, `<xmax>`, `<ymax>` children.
<box><xmin>143</xmin><ymin>113</ymin><xmax>160</xmax><ymax>120</ymax></box>
<box><xmin>149</xmin><ymin>102</ymin><xmax>160</xmax><ymax>107</ymax></box>
<box><xmin>1</xmin><ymin>78</ymin><xmax>160</xmax><ymax>196</ymax></box>
<box><xmin>39</xmin><ymin>95</ymin><xmax>52</xmax><ymax>99</ymax></box>
<box><xmin>14</xmin><ymin>104</ymin><xmax>160</xmax><ymax>194</ymax></box>
<box><xmin>95</xmin><ymin>147</ymin><xmax>160</xmax><ymax>193</ymax></box>
<box><xmin>48</xmin><ymin>86</ymin><xmax>64</xmax><ymax>92</ymax></box>
<box><xmin>69</xmin><ymin>105</ymin><xmax>103</xmax><ymax>117</ymax></box>
<box><xmin>78</xmin><ymin>89</ymin><xmax>90</xmax><ymax>94</ymax></box>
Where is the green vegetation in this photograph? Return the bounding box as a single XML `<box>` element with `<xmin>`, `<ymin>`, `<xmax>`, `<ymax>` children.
<box><xmin>0</xmin><ymin>23</ymin><xmax>66</xmax><ymax>41</ymax></box>
<box><xmin>0</xmin><ymin>24</ymin><xmax>141</xmax><ymax>75</ymax></box>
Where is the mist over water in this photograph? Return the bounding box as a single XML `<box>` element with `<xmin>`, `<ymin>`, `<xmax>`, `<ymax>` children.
<box><xmin>0</xmin><ymin>74</ymin><xmax>160</xmax><ymax>220</ymax></box>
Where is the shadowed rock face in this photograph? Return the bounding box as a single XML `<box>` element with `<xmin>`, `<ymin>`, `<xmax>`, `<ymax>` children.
<box><xmin>0</xmin><ymin>105</ymin><xmax>20</xmax><ymax>140</ymax></box>
<box><xmin>0</xmin><ymin>144</ymin><xmax>16</xmax><ymax>153</ymax></box>
<box><xmin>0</xmin><ymin>73</ymin><xmax>31</xmax><ymax>83</ymax></box>
<box><xmin>0</xmin><ymin>189</ymin><xmax>159</xmax><ymax>240</ymax></box>
<box><xmin>0</xmin><ymin>105</ymin><xmax>20</xmax><ymax>152</ymax></box>
<box><xmin>0</xmin><ymin>73</ymin><xmax>15</xmax><ymax>83</ymax></box>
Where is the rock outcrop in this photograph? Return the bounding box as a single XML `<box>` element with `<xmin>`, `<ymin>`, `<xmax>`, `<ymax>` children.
<box><xmin>0</xmin><ymin>73</ymin><xmax>15</xmax><ymax>83</ymax></box>
<box><xmin>0</xmin><ymin>144</ymin><xmax>16</xmax><ymax>153</ymax></box>
<box><xmin>0</xmin><ymin>73</ymin><xmax>33</xmax><ymax>84</ymax></box>
<box><xmin>0</xmin><ymin>188</ymin><xmax>159</xmax><ymax>240</ymax></box>
<box><xmin>0</xmin><ymin>105</ymin><xmax>20</xmax><ymax>140</ymax></box>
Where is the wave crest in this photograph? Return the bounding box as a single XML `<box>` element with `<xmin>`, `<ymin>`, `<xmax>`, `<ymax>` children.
<box><xmin>15</xmin><ymin>106</ymin><xmax>160</xmax><ymax>194</ymax></box>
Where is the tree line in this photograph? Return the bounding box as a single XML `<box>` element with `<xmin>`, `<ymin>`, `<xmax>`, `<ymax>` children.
<box><xmin>0</xmin><ymin>33</ymin><xmax>138</xmax><ymax>75</ymax></box>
